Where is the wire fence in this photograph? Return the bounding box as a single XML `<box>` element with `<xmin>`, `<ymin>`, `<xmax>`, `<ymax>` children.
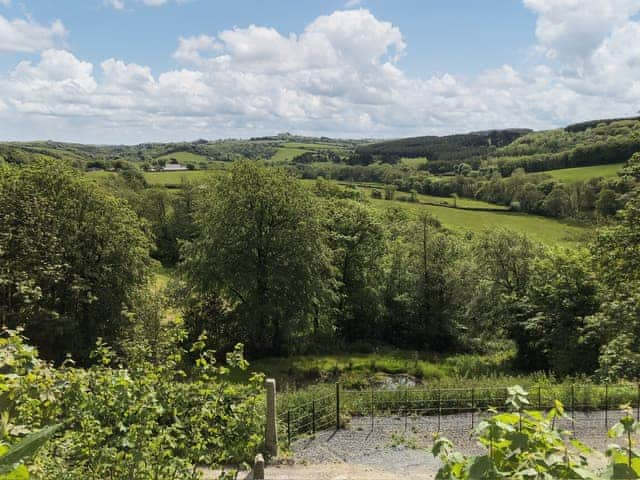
<box><xmin>278</xmin><ymin>383</ymin><xmax>640</xmax><ymax>446</ymax></box>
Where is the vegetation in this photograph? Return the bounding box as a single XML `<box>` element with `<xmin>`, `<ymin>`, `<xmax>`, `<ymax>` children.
<box><xmin>0</xmin><ymin>328</ymin><xmax>263</xmax><ymax>479</ymax></box>
<box><xmin>2</xmin><ymin>115</ymin><xmax>640</xmax><ymax>477</ymax></box>
<box><xmin>0</xmin><ymin>160</ymin><xmax>152</xmax><ymax>362</ymax></box>
<box><xmin>434</xmin><ymin>386</ymin><xmax>640</xmax><ymax>479</ymax></box>
<box><xmin>356</xmin><ymin>129</ymin><xmax>531</xmax><ymax>168</ymax></box>
<box><xmin>545</xmin><ymin>163</ymin><xmax>624</xmax><ymax>183</ymax></box>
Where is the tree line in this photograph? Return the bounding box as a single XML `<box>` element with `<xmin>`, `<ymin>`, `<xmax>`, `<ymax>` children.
<box><xmin>2</xmin><ymin>159</ymin><xmax>640</xmax><ymax>381</ymax></box>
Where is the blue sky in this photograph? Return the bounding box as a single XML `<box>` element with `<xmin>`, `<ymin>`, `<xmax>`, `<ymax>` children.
<box><xmin>0</xmin><ymin>1</ymin><xmax>538</xmax><ymax>77</ymax></box>
<box><xmin>0</xmin><ymin>0</ymin><xmax>638</xmax><ymax>143</ymax></box>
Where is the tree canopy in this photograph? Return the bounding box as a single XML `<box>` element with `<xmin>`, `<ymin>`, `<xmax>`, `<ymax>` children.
<box><xmin>0</xmin><ymin>160</ymin><xmax>152</xmax><ymax>361</ymax></box>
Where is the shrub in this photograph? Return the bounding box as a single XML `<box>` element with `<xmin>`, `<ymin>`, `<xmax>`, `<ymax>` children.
<box><xmin>0</xmin><ymin>328</ymin><xmax>264</xmax><ymax>479</ymax></box>
<box><xmin>433</xmin><ymin>386</ymin><xmax>640</xmax><ymax>479</ymax></box>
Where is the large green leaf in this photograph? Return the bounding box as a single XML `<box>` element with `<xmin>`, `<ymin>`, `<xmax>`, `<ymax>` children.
<box><xmin>0</xmin><ymin>424</ymin><xmax>60</xmax><ymax>474</ymax></box>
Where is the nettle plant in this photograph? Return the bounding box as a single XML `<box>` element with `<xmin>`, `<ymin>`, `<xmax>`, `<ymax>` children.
<box><xmin>433</xmin><ymin>386</ymin><xmax>640</xmax><ymax>480</ymax></box>
<box><xmin>0</xmin><ymin>327</ymin><xmax>265</xmax><ymax>480</ymax></box>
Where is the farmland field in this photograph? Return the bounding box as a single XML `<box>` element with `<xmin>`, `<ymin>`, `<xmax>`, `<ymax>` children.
<box><xmin>300</xmin><ymin>179</ymin><xmax>589</xmax><ymax>244</ymax></box>
<box><xmin>399</xmin><ymin>156</ymin><xmax>428</xmax><ymax>167</ymax></box>
<box><xmin>368</xmin><ymin>196</ymin><xmax>589</xmax><ymax>244</ymax></box>
<box><xmin>270</xmin><ymin>141</ymin><xmax>350</xmax><ymax>163</ymax></box>
<box><xmin>144</xmin><ymin>169</ymin><xmax>220</xmax><ymax>185</ymax></box>
<box><xmin>155</xmin><ymin>151</ymin><xmax>209</xmax><ymax>163</ymax></box>
<box><xmin>342</xmin><ymin>183</ymin><xmax>509</xmax><ymax>210</ymax></box>
<box><xmin>544</xmin><ymin>163</ymin><xmax>624</xmax><ymax>183</ymax></box>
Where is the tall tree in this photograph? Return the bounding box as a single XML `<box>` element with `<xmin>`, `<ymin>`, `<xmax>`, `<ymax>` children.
<box><xmin>0</xmin><ymin>160</ymin><xmax>152</xmax><ymax>362</ymax></box>
<box><xmin>322</xmin><ymin>198</ymin><xmax>385</xmax><ymax>342</ymax></box>
<box><xmin>181</xmin><ymin>162</ymin><xmax>329</xmax><ymax>356</ymax></box>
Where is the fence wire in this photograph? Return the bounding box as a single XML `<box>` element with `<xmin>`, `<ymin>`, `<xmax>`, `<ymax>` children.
<box><xmin>278</xmin><ymin>383</ymin><xmax>640</xmax><ymax>446</ymax></box>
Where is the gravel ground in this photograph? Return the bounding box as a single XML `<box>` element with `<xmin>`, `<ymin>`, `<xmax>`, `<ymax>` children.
<box><xmin>291</xmin><ymin>410</ymin><xmax>632</xmax><ymax>477</ymax></box>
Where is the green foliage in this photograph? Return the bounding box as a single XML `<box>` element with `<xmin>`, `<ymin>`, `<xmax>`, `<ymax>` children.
<box><xmin>522</xmin><ymin>248</ymin><xmax>601</xmax><ymax>375</ymax></box>
<box><xmin>433</xmin><ymin>387</ymin><xmax>597</xmax><ymax>479</ymax></box>
<box><xmin>181</xmin><ymin>162</ymin><xmax>331</xmax><ymax>356</ymax></box>
<box><xmin>321</xmin><ymin>199</ymin><xmax>385</xmax><ymax>342</ymax></box>
<box><xmin>0</xmin><ymin>425</ymin><xmax>59</xmax><ymax>478</ymax></box>
<box><xmin>0</xmin><ymin>160</ymin><xmax>152</xmax><ymax>362</ymax></box>
<box><xmin>0</xmin><ymin>329</ymin><xmax>264</xmax><ymax>479</ymax></box>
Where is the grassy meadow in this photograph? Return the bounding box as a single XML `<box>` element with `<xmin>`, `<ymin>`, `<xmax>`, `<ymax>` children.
<box><xmin>270</xmin><ymin>142</ymin><xmax>350</xmax><ymax>163</ymax></box>
<box><xmin>544</xmin><ymin>162</ymin><xmax>624</xmax><ymax>183</ymax></box>
<box><xmin>367</xmin><ymin>195</ymin><xmax>589</xmax><ymax>244</ymax></box>
<box><xmin>155</xmin><ymin>151</ymin><xmax>209</xmax><ymax>164</ymax></box>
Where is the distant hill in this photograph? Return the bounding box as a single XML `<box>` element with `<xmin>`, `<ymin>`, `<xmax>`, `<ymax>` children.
<box><xmin>565</xmin><ymin>116</ymin><xmax>640</xmax><ymax>133</ymax></box>
<box><xmin>2</xmin><ymin>116</ymin><xmax>640</xmax><ymax>177</ymax></box>
<box><xmin>355</xmin><ymin>129</ymin><xmax>532</xmax><ymax>173</ymax></box>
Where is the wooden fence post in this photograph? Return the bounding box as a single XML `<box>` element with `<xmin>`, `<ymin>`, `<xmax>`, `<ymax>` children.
<box><xmin>336</xmin><ymin>383</ymin><xmax>341</xmax><ymax>431</ymax></box>
<box><xmin>265</xmin><ymin>378</ymin><xmax>278</xmax><ymax>457</ymax></box>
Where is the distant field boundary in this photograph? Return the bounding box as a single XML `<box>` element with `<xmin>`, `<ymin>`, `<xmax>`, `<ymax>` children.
<box><xmin>417</xmin><ymin>199</ymin><xmax>511</xmax><ymax>213</ymax></box>
<box><xmin>337</xmin><ymin>182</ymin><xmax>510</xmax><ymax>212</ymax></box>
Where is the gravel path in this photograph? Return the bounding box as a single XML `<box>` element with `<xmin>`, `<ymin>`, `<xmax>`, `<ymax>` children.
<box><xmin>291</xmin><ymin>410</ymin><xmax>629</xmax><ymax>478</ymax></box>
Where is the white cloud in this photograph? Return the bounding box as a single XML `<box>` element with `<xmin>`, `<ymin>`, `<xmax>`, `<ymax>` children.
<box><xmin>173</xmin><ymin>35</ymin><xmax>221</xmax><ymax>65</ymax></box>
<box><xmin>0</xmin><ymin>15</ymin><xmax>66</xmax><ymax>53</ymax></box>
<box><xmin>106</xmin><ymin>0</ymin><xmax>125</xmax><ymax>9</ymax></box>
<box><xmin>107</xmin><ymin>0</ymin><xmax>186</xmax><ymax>8</ymax></box>
<box><xmin>524</xmin><ymin>0</ymin><xmax>640</xmax><ymax>64</ymax></box>
<box><xmin>1</xmin><ymin>5</ymin><xmax>640</xmax><ymax>143</ymax></box>
<box><xmin>0</xmin><ymin>0</ymin><xmax>11</xmax><ymax>7</ymax></box>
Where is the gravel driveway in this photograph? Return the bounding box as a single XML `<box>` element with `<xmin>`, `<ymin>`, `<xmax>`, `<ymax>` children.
<box><xmin>291</xmin><ymin>410</ymin><xmax>629</xmax><ymax>478</ymax></box>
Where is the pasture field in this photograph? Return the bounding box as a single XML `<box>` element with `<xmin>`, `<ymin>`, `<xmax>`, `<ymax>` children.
<box><xmin>399</xmin><ymin>156</ymin><xmax>428</xmax><ymax>167</ymax></box>
<box><xmin>368</xmin><ymin>196</ymin><xmax>589</xmax><ymax>244</ymax></box>
<box><xmin>143</xmin><ymin>168</ymin><xmax>222</xmax><ymax>186</ymax></box>
<box><xmin>155</xmin><ymin>151</ymin><xmax>209</xmax><ymax>164</ymax></box>
<box><xmin>544</xmin><ymin>162</ymin><xmax>624</xmax><ymax>183</ymax></box>
<box><xmin>344</xmin><ymin>183</ymin><xmax>509</xmax><ymax>210</ymax></box>
<box><xmin>300</xmin><ymin>179</ymin><xmax>589</xmax><ymax>244</ymax></box>
<box><xmin>270</xmin><ymin>142</ymin><xmax>350</xmax><ymax>163</ymax></box>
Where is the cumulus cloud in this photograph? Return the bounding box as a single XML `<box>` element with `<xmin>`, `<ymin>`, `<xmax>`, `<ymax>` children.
<box><xmin>105</xmin><ymin>0</ymin><xmax>125</xmax><ymax>9</ymax></box>
<box><xmin>524</xmin><ymin>0</ymin><xmax>640</xmax><ymax>64</ymax></box>
<box><xmin>0</xmin><ymin>15</ymin><xmax>66</xmax><ymax>53</ymax></box>
<box><xmin>107</xmin><ymin>0</ymin><xmax>186</xmax><ymax>8</ymax></box>
<box><xmin>1</xmin><ymin>4</ymin><xmax>640</xmax><ymax>143</ymax></box>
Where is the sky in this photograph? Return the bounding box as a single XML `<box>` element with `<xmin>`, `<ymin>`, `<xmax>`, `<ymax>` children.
<box><xmin>0</xmin><ymin>0</ymin><xmax>639</xmax><ymax>143</ymax></box>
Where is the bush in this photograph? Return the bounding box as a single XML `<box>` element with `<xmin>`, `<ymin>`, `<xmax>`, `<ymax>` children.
<box><xmin>433</xmin><ymin>386</ymin><xmax>640</xmax><ymax>479</ymax></box>
<box><xmin>0</xmin><ymin>328</ymin><xmax>265</xmax><ymax>479</ymax></box>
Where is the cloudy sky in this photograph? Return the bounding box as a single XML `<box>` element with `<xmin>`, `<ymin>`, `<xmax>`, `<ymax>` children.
<box><xmin>0</xmin><ymin>0</ymin><xmax>639</xmax><ymax>144</ymax></box>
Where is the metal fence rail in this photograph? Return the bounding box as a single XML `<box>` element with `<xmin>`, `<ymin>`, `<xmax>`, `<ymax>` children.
<box><xmin>278</xmin><ymin>383</ymin><xmax>640</xmax><ymax>446</ymax></box>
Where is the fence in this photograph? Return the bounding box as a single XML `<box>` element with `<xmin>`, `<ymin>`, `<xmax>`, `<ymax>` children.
<box><xmin>278</xmin><ymin>383</ymin><xmax>640</xmax><ymax>447</ymax></box>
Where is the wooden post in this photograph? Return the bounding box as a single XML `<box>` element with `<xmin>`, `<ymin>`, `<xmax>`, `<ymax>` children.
<box><xmin>253</xmin><ymin>454</ymin><xmax>265</xmax><ymax>480</ymax></box>
<box><xmin>437</xmin><ymin>388</ymin><xmax>441</xmax><ymax>432</ymax></box>
<box><xmin>371</xmin><ymin>388</ymin><xmax>374</xmax><ymax>430</ymax></box>
<box><xmin>265</xmin><ymin>378</ymin><xmax>278</xmax><ymax>457</ymax></box>
<box><xmin>471</xmin><ymin>388</ymin><xmax>475</xmax><ymax>429</ymax></box>
<box><xmin>336</xmin><ymin>383</ymin><xmax>341</xmax><ymax>431</ymax></box>
<box><xmin>605</xmin><ymin>384</ymin><xmax>609</xmax><ymax>428</ymax></box>
<box><xmin>312</xmin><ymin>399</ymin><xmax>316</xmax><ymax>434</ymax></box>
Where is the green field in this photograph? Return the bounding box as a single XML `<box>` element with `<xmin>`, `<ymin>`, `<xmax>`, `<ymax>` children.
<box><xmin>270</xmin><ymin>142</ymin><xmax>349</xmax><ymax>163</ymax></box>
<box><xmin>144</xmin><ymin>170</ymin><xmax>218</xmax><ymax>185</ymax></box>
<box><xmin>399</xmin><ymin>157</ymin><xmax>428</xmax><ymax>167</ymax></box>
<box><xmin>155</xmin><ymin>151</ymin><xmax>208</xmax><ymax>163</ymax></box>
<box><xmin>369</xmin><ymin>197</ymin><xmax>589</xmax><ymax>244</ymax></box>
<box><xmin>347</xmin><ymin>183</ymin><xmax>509</xmax><ymax>210</ymax></box>
<box><xmin>544</xmin><ymin>163</ymin><xmax>624</xmax><ymax>183</ymax></box>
